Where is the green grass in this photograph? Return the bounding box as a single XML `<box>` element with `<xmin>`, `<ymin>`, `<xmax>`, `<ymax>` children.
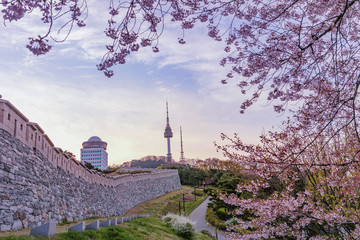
<box><xmin>169</xmin><ymin>190</ymin><xmax>207</xmax><ymax>216</ymax></box>
<box><xmin>0</xmin><ymin>217</ymin><xmax>212</xmax><ymax>240</ymax></box>
<box><xmin>125</xmin><ymin>186</ymin><xmax>206</xmax><ymax>217</ymax></box>
<box><xmin>125</xmin><ymin>186</ymin><xmax>192</xmax><ymax>216</ymax></box>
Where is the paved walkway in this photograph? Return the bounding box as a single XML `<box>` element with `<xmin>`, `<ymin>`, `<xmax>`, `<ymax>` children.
<box><xmin>189</xmin><ymin>197</ymin><xmax>230</xmax><ymax>240</ymax></box>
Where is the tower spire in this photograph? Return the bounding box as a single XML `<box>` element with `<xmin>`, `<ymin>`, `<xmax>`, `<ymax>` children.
<box><xmin>164</xmin><ymin>101</ymin><xmax>173</xmax><ymax>163</ymax></box>
<box><xmin>180</xmin><ymin>126</ymin><xmax>185</xmax><ymax>162</ymax></box>
<box><xmin>166</xmin><ymin>101</ymin><xmax>170</xmax><ymax>125</ymax></box>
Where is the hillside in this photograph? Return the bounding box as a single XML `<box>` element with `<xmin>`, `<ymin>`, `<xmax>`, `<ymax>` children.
<box><xmin>0</xmin><ymin>216</ymin><xmax>213</xmax><ymax>240</ymax></box>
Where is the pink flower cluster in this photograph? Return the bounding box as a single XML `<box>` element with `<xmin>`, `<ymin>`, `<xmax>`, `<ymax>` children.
<box><xmin>26</xmin><ymin>36</ymin><xmax>52</xmax><ymax>56</ymax></box>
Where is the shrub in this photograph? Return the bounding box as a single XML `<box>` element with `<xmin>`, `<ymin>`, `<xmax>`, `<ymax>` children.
<box><xmin>192</xmin><ymin>190</ymin><xmax>204</xmax><ymax>196</ymax></box>
<box><xmin>163</xmin><ymin>215</ymin><xmax>173</xmax><ymax>226</ymax></box>
<box><xmin>215</xmin><ymin>208</ymin><xmax>230</xmax><ymax>221</ymax></box>
<box><xmin>101</xmin><ymin>167</ymin><xmax>119</xmax><ymax>173</ymax></box>
<box><xmin>200</xmin><ymin>230</ymin><xmax>215</xmax><ymax>239</ymax></box>
<box><xmin>225</xmin><ymin>217</ymin><xmax>238</xmax><ymax>227</ymax></box>
<box><xmin>205</xmin><ymin>208</ymin><xmax>226</xmax><ymax>230</ymax></box>
<box><xmin>173</xmin><ymin>221</ymin><xmax>195</xmax><ymax>239</ymax></box>
<box><xmin>162</xmin><ymin>213</ymin><xmax>196</xmax><ymax>239</ymax></box>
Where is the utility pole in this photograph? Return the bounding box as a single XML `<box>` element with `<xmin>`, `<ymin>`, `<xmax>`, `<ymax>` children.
<box><xmin>183</xmin><ymin>193</ymin><xmax>185</xmax><ymax>213</ymax></box>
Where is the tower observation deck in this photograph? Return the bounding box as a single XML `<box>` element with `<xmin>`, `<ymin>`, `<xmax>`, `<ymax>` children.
<box><xmin>164</xmin><ymin>101</ymin><xmax>173</xmax><ymax>163</ymax></box>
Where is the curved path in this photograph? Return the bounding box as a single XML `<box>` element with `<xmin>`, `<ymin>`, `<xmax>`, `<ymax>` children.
<box><xmin>189</xmin><ymin>197</ymin><xmax>230</xmax><ymax>240</ymax></box>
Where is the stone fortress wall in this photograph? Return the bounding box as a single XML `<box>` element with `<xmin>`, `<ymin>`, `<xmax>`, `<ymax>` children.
<box><xmin>0</xmin><ymin>97</ymin><xmax>182</xmax><ymax>231</ymax></box>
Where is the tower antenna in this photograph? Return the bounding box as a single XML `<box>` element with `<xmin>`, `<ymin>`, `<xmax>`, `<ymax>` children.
<box><xmin>180</xmin><ymin>126</ymin><xmax>185</xmax><ymax>162</ymax></box>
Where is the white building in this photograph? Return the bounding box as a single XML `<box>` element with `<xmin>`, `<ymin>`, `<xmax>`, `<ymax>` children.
<box><xmin>80</xmin><ymin>136</ymin><xmax>108</xmax><ymax>170</ymax></box>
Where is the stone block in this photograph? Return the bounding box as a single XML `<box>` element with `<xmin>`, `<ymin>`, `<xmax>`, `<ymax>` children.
<box><xmin>123</xmin><ymin>217</ymin><xmax>129</xmax><ymax>222</ymax></box>
<box><xmin>68</xmin><ymin>222</ymin><xmax>85</xmax><ymax>233</ymax></box>
<box><xmin>117</xmin><ymin>217</ymin><xmax>123</xmax><ymax>224</ymax></box>
<box><xmin>85</xmin><ymin>220</ymin><xmax>99</xmax><ymax>230</ymax></box>
<box><xmin>110</xmin><ymin>218</ymin><xmax>117</xmax><ymax>226</ymax></box>
<box><xmin>0</xmin><ymin>205</ymin><xmax>9</xmax><ymax>210</ymax></box>
<box><xmin>0</xmin><ymin>224</ymin><xmax>11</xmax><ymax>232</ymax></box>
<box><xmin>99</xmin><ymin>219</ymin><xmax>111</xmax><ymax>227</ymax></box>
<box><xmin>22</xmin><ymin>219</ymin><xmax>29</xmax><ymax>229</ymax></box>
<box><xmin>30</xmin><ymin>221</ymin><xmax>56</xmax><ymax>237</ymax></box>
<box><xmin>12</xmin><ymin>220</ymin><xmax>23</xmax><ymax>230</ymax></box>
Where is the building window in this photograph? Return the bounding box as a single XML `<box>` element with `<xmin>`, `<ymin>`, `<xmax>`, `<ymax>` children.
<box><xmin>31</xmin><ymin>134</ymin><xmax>33</xmax><ymax>140</ymax></box>
<box><xmin>7</xmin><ymin>114</ymin><xmax>10</xmax><ymax>120</ymax></box>
<box><xmin>20</xmin><ymin>124</ymin><xmax>23</xmax><ymax>131</ymax></box>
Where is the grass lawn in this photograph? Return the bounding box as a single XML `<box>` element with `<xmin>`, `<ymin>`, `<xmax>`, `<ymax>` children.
<box><xmin>160</xmin><ymin>191</ymin><xmax>207</xmax><ymax>216</ymax></box>
<box><xmin>125</xmin><ymin>186</ymin><xmax>207</xmax><ymax>218</ymax></box>
<box><xmin>124</xmin><ymin>186</ymin><xmax>193</xmax><ymax>216</ymax></box>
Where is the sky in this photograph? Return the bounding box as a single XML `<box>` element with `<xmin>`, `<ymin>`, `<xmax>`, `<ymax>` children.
<box><xmin>0</xmin><ymin>1</ymin><xmax>284</xmax><ymax>165</ymax></box>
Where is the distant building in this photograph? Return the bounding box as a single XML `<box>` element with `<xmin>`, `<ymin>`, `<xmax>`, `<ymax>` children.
<box><xmin>80</xmin><ymin>136</ymin><xmax>108</xmax><ymax>170</ymax></box>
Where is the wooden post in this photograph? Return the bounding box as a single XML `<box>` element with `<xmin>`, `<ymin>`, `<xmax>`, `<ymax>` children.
<box><xmin>194</xmin><ymin>186</ymin><xmax>196</xmax><ymax>201</ymax></box>
<box><xmin>183</xmin><ymin>193</ymin><xmax>185</xmax><ymax>212</ymax></box>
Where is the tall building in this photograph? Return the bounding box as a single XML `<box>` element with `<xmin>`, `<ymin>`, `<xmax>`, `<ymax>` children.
<box><xmin>80</xmin><ymin>136</ymin><xmax>108</xmax><ymax>170</ymax></box>
<box><xmin>164</xmin><ymin>101</ymin><xmax>173</xmax><ymax>163</ymax></box>
<box><xmin>180</xmin><ymin>126</ymin><xmax>185</xmax><ymax>162</ymax></box>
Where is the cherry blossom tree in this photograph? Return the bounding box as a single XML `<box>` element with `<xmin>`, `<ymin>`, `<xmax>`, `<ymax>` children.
<box><xmin>217</xmin><ymin>111</ymin><xmax>360</xmax><ymax>238</ymax></box>
<box><xmin>210</xmin><ymin>0</ymin><xmax>360</xmax><ymax>238</ymax></box>
<box><xmin>3</xmin><ymin>0</ymin><xmax>360</xmax><ymax>238</ymax></box>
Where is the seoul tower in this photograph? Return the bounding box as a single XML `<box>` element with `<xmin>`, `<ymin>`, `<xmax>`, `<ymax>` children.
<box><xmin>164</xmin><ymin>101</ymin><xmax>173</xmax><ymax>163</ymax></box>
